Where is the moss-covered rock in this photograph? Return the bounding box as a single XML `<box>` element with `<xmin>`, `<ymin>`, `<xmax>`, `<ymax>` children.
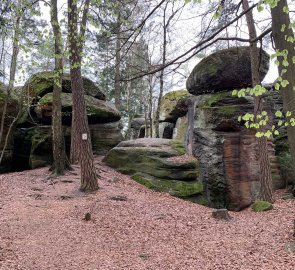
<box><xmin>251</xmin><ymin>201</ymin><xmax>273</xmax><ymax>212</ymax></box>
<box><xmin>22</xmin><ymin>71</ymin><xmax>106</xmax><ymax>103</ymax></box>
<box><xmin>159</xmin><ymin>90</ymin><xmax>190</xmax><ymax>122</ymax></box>
<box><xmin>34</xmin><ymin>92</ymin><xmax>121</xmax><ymax>125</ymax></box>
<box><xmin>104</xmin><ymin>138</ymin><xmax>201</xmax><ymax>198</ymax></box>
<box><xmin>186</xmin><ymin>46</ymin><xmax>269</xmax><ymax>95</ymax></box>
<box><xmin>132</xmin><ymin>173</ymin><xmax>203</xmax><ymax>197</ymax></box>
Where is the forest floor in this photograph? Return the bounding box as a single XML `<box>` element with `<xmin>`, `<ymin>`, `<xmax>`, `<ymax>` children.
<box><xmin>1</xmin><ymin>156</ymin><xmax>295</xmax><ymax>270</ymax></box>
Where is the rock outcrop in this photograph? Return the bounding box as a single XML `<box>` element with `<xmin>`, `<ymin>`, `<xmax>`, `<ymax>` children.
<box><xmin>104</xmin><ymin>138</ymin><xmax>202</xmax><ymax>198</ymax></box>
<box><xmin>186</xmin><ymin>47</ymin><xmax>270</xmax><ymax>95</ymax></box>
<box><xmin>186</xmin><ymin>46</ymin><xmax>283</xmax><ymax>211</ymax></box>
<box><xmin>10</xmin><ymin>71</ymin><xmax>123</xmax><ymax>171</ymax></box>
<box><xmin>159</xmin><ymin>90</ymin><xmax>189</xmax><ymax>123</ymax></box>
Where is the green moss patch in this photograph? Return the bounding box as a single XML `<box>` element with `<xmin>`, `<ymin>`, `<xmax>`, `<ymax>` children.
<box><xmin>132</xmin><ymin>173</ymin><xmax>203</xmax><ymax>198</ymax></box>
<box><xmin>252</xmin><ymin>201</ymin><xmax>273</xmax><ymax>212</ymax></box>
<box><xmin>170</xmin><ymin>140</ymin><xmax>186</xmax><ymax>155</ymax></box>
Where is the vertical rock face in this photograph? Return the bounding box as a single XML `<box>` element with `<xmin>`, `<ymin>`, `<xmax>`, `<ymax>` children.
<box><xmin>185</xmin><ymin>45</ymin><xmax>287</xmax><ymax>211</ymax></box>
<box><xmin>191</xmin><ymin>92</ymin><xmax>272</xmax><ymax>210</ymax></box>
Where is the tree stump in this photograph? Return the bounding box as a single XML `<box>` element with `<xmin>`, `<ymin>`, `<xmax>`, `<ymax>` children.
<box><xmin>212</xmin><ymin>209</ymin><xmax>232</xmax><ymax>221</ymax></box>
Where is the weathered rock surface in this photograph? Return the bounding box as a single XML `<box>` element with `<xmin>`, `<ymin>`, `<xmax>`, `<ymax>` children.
<box><xmin>22</xmin><ymin>71</ymin><xmax>106</xmax><ymax>103</ymax></box>
<box><xmin>90</xmin><ymin>122</ymin><xmax>124</xmax><ymax>155</ymax></box>
<box><xmin>8</xmin><ymin>72</ymin><xmax>123</xmax><ymax>171</ymax></box>
<box><xmin>173</xmin><ymin>115</ymin><xmax>188</xmax><ymax>143</ymax></box>
<box><xmin>159</xmin><ymin>90</ymin><xmax>189</xmax><ymax>122</ymax></box>
<box><xmin>34</xmin><ymin>93</ymin><xmax>120</xmax><ymax>125</ymax></box>
<box><xmin>186</xmin><ymin>47</ymin><xmax>270</xmax><ymax>95</ymax></box>
<box><xmin>191</xmin><ymin>91</ymin><xmax>280</xmax><ymax>211</ymax></box>
<box><xmin>103</xmin><ymin>138</ymin><xmax>202</xmax><ymax>198</ymax></box>
<box><xmin>13</xmin><ymin>122</ymin><xmax>123</xmax><ymax>170</ymax></box>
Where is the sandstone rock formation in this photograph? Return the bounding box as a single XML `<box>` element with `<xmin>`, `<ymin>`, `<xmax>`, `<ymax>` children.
<box><xmin>186</xmin><ymin>47</ymin><xmax>270</xmax><ymax>95</ymax></box>
<box><xmin>159</xmin><ymin>90</ymin><xmax>189</xmax><ymax>122</ymax></box>
<box><xmin>10</xmin><ymin>71</ymin><xmax>123</xmax><ymax>171</ymax></box>
<box><xmin>103</xmin><ymin>138</ymin><xmax>202</xmax><ymax>198</ymax></box>
<box><xmin>186</xmin><ymin>47</ymin><xmax>283</xmax><ymax>211</ymax></box>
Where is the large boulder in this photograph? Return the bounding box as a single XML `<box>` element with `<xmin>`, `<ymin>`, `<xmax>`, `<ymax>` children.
<box><xmin>104</xmin><ymin>138</ymin><xmax>202</xmax><ymax>198</ymax></box>
<box><xmin>34</xmin><ymin>93</ymin><xmax>120</xmax><ymax>125</ymax></box>
<box><xmin>186</xmin><ymin>47</ymin><xmax>270</xmax><ymax>95</ymax></box>
<box><xmin>159</xmin><ymin>90</ymin><xmax>190</xmax><ymax>122</ymax></box>
<box><xmin>21</xmin><ymin>71</ymin><xmax>106</xmax><ymax>104</ymax></box>
<box><xmin>191</xmin><ymin>91</ymin><xmax>281</xmax><ymax>211</ymax></box>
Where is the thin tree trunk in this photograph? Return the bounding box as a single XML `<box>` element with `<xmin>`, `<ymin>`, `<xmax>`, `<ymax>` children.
<box><xmin>0</xmin><ymin>7</ymin><xmax>21</xmax><ymax>148</ymax></box>
<box><xmin>154</xmin><ymin>4</ymin><xmax>168</xmax><ymax>138</ymax></box>
<box><xmin>0</xmin><ymin>35</ymin><xmax>6</xmax><ymax>66</ymax></box>
<box><xmin>148</xmin><ymin>82</ymin><xmax>153</xmax><ymax>137</ymax></box>
<box><xmin>50</xmin><ymin>0</ymin><xmax>70</xmax><ymax>175</ymax></box>
<box><xmin>242</xmin><ymin>0</ymin><xmax>273</xmax><ymax>202</ymax></box>
<box><xmin>271</xmin><ymin>0</ymin><xmax>295</xmax><ymax>177</ymax></box>
<box><xmin>68</xmin><ymin>0</ymin><xmax>98</xmax><ymax>192</ymax></box>
<box><xmin>114</xmin><ymin>7</ymin><xmax>121</xmax><ymax>110</ymax></box>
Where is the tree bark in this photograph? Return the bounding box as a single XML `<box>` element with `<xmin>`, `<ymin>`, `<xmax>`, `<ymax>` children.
<box><xmin>50</xmin><ymin>0</ymin><xmax>70</xmax><ymax>175</ymax></box>
<box><xmin>242</xmin><ymin>0</ymin><xmax>273</xmax><ymax>202</ymax></box>
<box><xmin>270</xmin><ymin>0</ymin><xmax>295</xmax><ymax>177</ymax></box>
<box><xmin>154</xmin><ymin>3</ymin><xmax>168</xmax><ymax>138</ymax></box>
<box><xmin>0</xmin><ymin>3</ymin><xmax>21</xmax><ymax>148</ymax></box>
<box><xmin>68</xmin><ymin>0</ymin><xmax>98</xmax><ymax>192</ymax></box>
<box><xmin>114</xmin><ymin>5</ymin><xmax>121</xmax><ymax>110</ymax></box>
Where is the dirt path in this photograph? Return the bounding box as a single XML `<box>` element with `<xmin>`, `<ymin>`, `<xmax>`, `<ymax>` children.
<box><xmin>0</xmin><ymin>156</ymin><xmax>295</xmax><ymax>270</ymax></box>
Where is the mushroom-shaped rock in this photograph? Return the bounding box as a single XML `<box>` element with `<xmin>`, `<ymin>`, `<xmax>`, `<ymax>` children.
<box><xmin>22</xmin><ymin>71</ymin><xmax>106</xmax><ymax>102</ymax></box>
<box><xmin>103</xmin><ymin>138</ymin><xmax>202</xmax><ymax>198</ymax></box>
<box><xmin>159</xmin><ymin>90</ymin><xmax>190</xmax><ymax>122</ymax></box>
<box><xmin>34</xmin><ymin>93</ymin><xmax>121</xmax><ymax>125</ymax></box>
<box><xmin>186</xmin><ymin>47</ymin><xmax>270</xmax><ymax>95</ymax></box>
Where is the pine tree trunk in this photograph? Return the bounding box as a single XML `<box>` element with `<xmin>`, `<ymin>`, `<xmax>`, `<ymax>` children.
<box><xmin>0</xmin><ymin>9</ymin><xmax>20</xmax><ymax>149</ymax></box>
<box><xmin>270</xmin><ymin>0</ymin><xmax>295</xmax><ymax>177</ymax></box>
<box><xmin>114</xmin><ymin>8</ymin><xmax>121</xmax><ymax>110</ymax></box>
<box><xmin>50</xmin><ymin>0</ymin><xmax>70</xmax><ymax>175</ymax></box>
<box><xmin>154</xmin><ymin>5</ymin><xmax>168</xmax><ymax>138</ymax></box>
<box><xmin>242</xmin><ymin>0</ymin><xmax>273</xmax><ymax>202</ymax></box>
<box><xmin>68</xmin><ymin>0</ymin><xmax>98</xmax><ymax>192</ymax></box>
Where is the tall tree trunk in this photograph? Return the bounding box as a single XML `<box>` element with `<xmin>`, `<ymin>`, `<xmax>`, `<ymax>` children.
<box><xmin>0</xmin><ymin>5</ymin><xmax>21</xmax><ymax>148</ymax></box>
<box><xmin>154</xmin><ymin>4</ymin><xmax>168</xmax><ymax>138</ymax></box>
<box><xmin>114</xmin><ymin>6</ymin><xmax>121</xmax><ymax>110</ymax></box>
<box><xmin>50</xmin><ymin>0</ymin><xmax>70</xmax><ymax>175</ymax></box>
<box><xmin>242</xmin><ymin>0</ymin><xmax>273</xmax><ymax>202</ymax></box>
<box><xmin>271</xmin><ymin>0</ymin><xmax>295</xmax><ymax>177</ymax></box>
<box><xmin>148</xmin><ymin>80</ymin><xmax>153</xmax><ymax>138</ymax></box>
<box><xmin>68</xmin><ymin>0</ymin><xmax>98</xmax><ymax>192</ymax></box>
<box><xmin>0</xmin><ymin>1</ymin><xmax>22</xmax><ymax>166</ymax></box>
